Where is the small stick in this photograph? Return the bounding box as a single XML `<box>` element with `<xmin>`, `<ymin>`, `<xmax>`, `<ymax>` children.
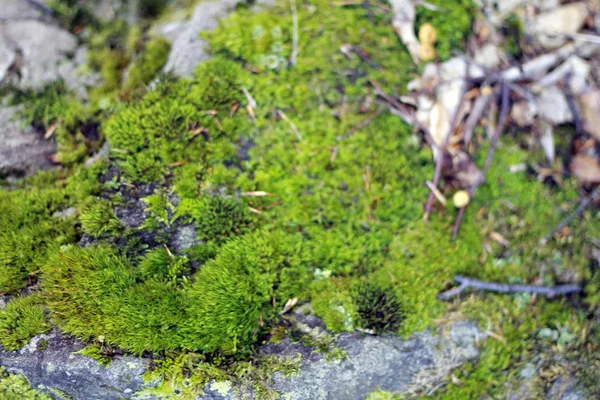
<box><xmin>336</xmin><ymin>107</ymin><xmax>386</xmax><ymax>141</ymax></box>
<box><xmin>277</xmin><ymin>110</ymin><xmax>303</xmax><ymax>141</ymax></box>
<box><xmin>290</xmin><ymin>0</ymin><xmax>299</xmax><ymax>66</ymax></box>
<box><xmin>452</xmin><ymin>83</ymin><xmax>510</xmax><ymax>240</ymax></box>
<box><xmin>540</xmin><ymin>186</ymin><xmax>600</xmax><ymax>245</ymax></box>
<box><xmin>424</xmin><ymin>85</ymin><xmax>469</xmax><ymax>221</ymax></box>
<box><xmin>438</xmin><ymin>275</ymin><xmax>582</xmax><ymax>300</ymax></box>
<box><xmin>425</xmin><ymin>181</ymin><xmax>447</xmax><ymax>206</ymax></box>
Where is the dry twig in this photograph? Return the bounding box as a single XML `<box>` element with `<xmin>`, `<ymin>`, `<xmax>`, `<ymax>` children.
<box><xmin>336</xmin><ymin>107</ymin><xmax>386</xmax><ymax>141</ymax></box>
<box><xmin>452</xmin><ymin>83</ymin><xmax>510</xmax><ymax>240</ymax></box>
<box><xmin>541</xmin><ymin>186</ymin><xmax>600</xmax><ymax>245</ymax></box>
<box><xmin>438</xmin><ymin>275</ymin><xmax>582</xmax><ymax>300</ymax></box>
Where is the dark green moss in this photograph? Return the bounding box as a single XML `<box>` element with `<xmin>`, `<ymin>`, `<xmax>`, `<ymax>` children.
<box><xmin>0</xmin><ymin>294</ymin><xmax>50</xmax><ymax>351</ymax></box>
<box><xmin>352</xmin><ymin>280</ymin><xmax>404</xmax><ymax>333</ymax></box>
<box><xmin>125</xmin><ymin>36</ymin><xmax>171</xmax><ymax>90</ymax></box>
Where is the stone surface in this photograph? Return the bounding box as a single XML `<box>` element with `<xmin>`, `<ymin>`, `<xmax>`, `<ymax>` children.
<box><xmin>157</xmin><ymin>0</ymin><xmax>273</xmax><ymax>77</ymax></box>
<box><xmin>0</xmin><ymin>0</ymin><xmax>97</xmax><ymax>91</ymax></box>
<box><xmin>0</xmin><ymin>331</ymin><xmax>150</xmax><ymax>400</ymax></box>
<box><xmin>0</xmin><ymin>106</ymin><xmax>56</xmax><ymax>178</ymax></box>
<box><xmin>199</xmin><ymin>315</ymin><xmax>484</xmax><ymax>400</ymax></box>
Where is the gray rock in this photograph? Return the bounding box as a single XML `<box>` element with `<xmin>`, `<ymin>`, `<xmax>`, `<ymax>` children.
<box><xmin>0</xmin><ymin>19</ymin><xmax>77</xmax><ymax>88</ymax></box>
<box><xmin>0</xmin><ymin>331</ymin><xmax>150</xmax><ymax>400</ymax></box>
<box><xmin>171</xmin><ymin>224</ymin><xmax>200</xmax><ymax>252</ymax></box>
<box><xmin>0</xmin><ymin>106</ymin><xmax>55</xmax><ymax>178</ymax></box>
<box><xmin>158</xmin><ymin>0</ymin><xmax>273</xmax><ymax>77</ymax></box>
<box><xmin>0</xmin><ymin>0</ymin><xmax>97</xmax><ymax>92</ymax></box>
<box><xmin>200</xmin><ymin>320</ymin><xmax>484</xmax><ymax>400</ymax></box>
<box><xmin>548</xmin><ymin>377</ymin><xmax>585</xmax><ymax>400</ymax></box>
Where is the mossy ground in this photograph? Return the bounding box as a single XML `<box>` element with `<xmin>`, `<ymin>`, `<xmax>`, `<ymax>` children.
<box><xmin>1</xmin><ymin>0</ymin><xmax>599</xmax><ymax>398</ymax></box>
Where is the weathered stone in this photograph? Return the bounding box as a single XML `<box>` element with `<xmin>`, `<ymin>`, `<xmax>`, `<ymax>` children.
<box><xmin>0</xmin><ymin>106</ymin><xmax>56</xmax><ymax>178</ymax></box>
<box><xmin>0</xmin><ymin>331</ymin><xmax>150</xmax><ymax>400</ymax></box>
<box><xmin>0</xmin><ymin>0</ymin><xmax>98</xmax><ymax>92</ymax></box>
<box><xmin>171</xmin><ymin>224</ymin><xmax>200</xmax><ymax>252</ymax></box>
<box><xmin>157</xmin><ymin>0</ymin><xmax>274</xmax><ymax>77</ymax></box>
<box><xmin>198</xmin><ymin>317</ymin><xmax>484</xmax><ymax>400</ymax></box>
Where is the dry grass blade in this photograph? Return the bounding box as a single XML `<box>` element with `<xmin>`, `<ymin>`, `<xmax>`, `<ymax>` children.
<box><xmin>277</xmin><ymin>110</ymin><xmax>303</xmax><ymax>141</ymax></box>
<box><xmin>337</xmin><ymin>107</ymin><xmax>386</xmax><ymax>141</ymax></box>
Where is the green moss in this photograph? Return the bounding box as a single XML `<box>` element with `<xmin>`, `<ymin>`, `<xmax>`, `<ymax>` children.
<box><xmin>77</xmin><ymin>344</ymin><xmax>113</xmax><ymax>366</ymax></box>
<box><xmin>183</xmin><ymin>231</ymin><xmax>308</xmax><ymax>354</ymax></box>
<box><xmin>80</xmin><ymin>198</ymin><xmax>122</xmax><ymax>237</ymax></box>
<box><xmin>190</xmin><ymin>57</ymin><xmax>245</xmax><ymax>107</ymax></box>
<box><xmin>0</xmin><ymin>166</ymin><xmax>103</xmax><ymax>293</ymax></box>
<box><xmin>177</xmin><ymin>196</ymin><xmax>254</xmax><ymax>243</ymax></box>
<box><xmin>352</xmin><ymin>280</ymin><xmax>404</xmax><ymax>333</ymax></box>
<box><xmin>143</xmin><ymin>191</ymin><xmax>174</xmax><ymax>230</ymax></box>
<box><xmin>138</xmin><ymin>247</ymin><xmax>190</xmax><ymax>285</ymax></box>
<box><xmin>0</xmin><ymin>367</ymin><xmax>52</xmax><ymax>400</ymax></box>
<box><xmin>125</xmin><ymin>36</ymin><xmax>171</xmax><ymax>90</ymax></box>
<box><xmin>0</xmin><ymin>294</ymin><xmax>50</xmax><ymax>351</ymax></box>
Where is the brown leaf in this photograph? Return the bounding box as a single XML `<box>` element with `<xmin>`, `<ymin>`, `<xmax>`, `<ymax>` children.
<box><xmin>580</xmin><ymin>90</ymin><xmax>600</xmax><ymax>141</ymax></box>
<box><xmin>570</xmin><ymin>154</ymin><xmax>600</xmax><ymax>184</ymax></box>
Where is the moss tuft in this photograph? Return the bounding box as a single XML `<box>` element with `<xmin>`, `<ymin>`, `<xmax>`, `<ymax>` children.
<box><xmin>191</xmin><ymin>57</ymin><xmax>245</xmax><ymax>107</ymax></box>
<box><xmin>352</xmin><ymin>280</ymin><xmax>404</xmax><ymax>334</ymax></box>
<box><xmin>0</xmin><ymin>294</ymin><xmax>50</xmax><ymax>351</ymax></box>
<box><xmin>80</xmin><ymin>198</ymin><xmax>122</xmax><ymax>237</ymax></box>
<box><xmin>177</xmin><ymin>196</ymin><xmax>253</xmax><ymax>243</ymax></box>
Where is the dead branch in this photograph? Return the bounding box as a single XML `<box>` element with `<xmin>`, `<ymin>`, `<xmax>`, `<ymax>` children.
<box><xmin>337</xmin><ymin>107</ymin><xmax>386</xmax><ymax>141</ymax></box>
<box><xmin>541</xmin><ymin>186</ymin><xmax>600</xmax><ymax>245</ymax></box>
<box><xmin>290</xmin><ymin>0</ymin><xmax>299</xmax><ymax>66</ymax></box>
<box><xmin>438</xmin><ymin>275</ymin><xmax>583</xmax><ymax>300</ymax></box>
<box><xmin>452</xmin><ymin>83</ymin><xmax>510</xmax><ymax>240</ymax></box>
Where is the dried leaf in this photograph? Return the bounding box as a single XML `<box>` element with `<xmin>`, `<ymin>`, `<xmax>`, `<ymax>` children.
<box><xmin>389</xmin><ymin>0</ymin><xmax>420</xmax><ymax>63</ymax></box>
<box><xmin>538</xmin><ymin>122</ymin><xmax>555</xmax><ymax>163</ymax></box>
<box><xmin>279</xmin><ymin>297</ymin><xmax>299</xmax><ymax>315</ymax></box>
<box><xmin>580</xmin><ymin>90</ymin><xmax>600</xmax><ymax>141</ymax></box>
<box><xmin>570</xmin><ymin>154</ymin><xmax>600</xmax><ymax>184</ymax></box>
<box><xmin>490</xmin><ymin>231</ymin><xmax>510</xmax><ymax>247</ymax></box>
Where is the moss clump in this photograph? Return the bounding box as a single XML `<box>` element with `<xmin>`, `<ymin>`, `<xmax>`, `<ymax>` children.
<box><xmin>190</xmin><ymin>57</ymin><xmax>245</xmax><ymax>107</ymax></box>
<box><xmin>178</xmin><ymin>196</ymin><xmax>254</xmax><ymax>243</ymax></box>
<box><xmin>138</xmin><ymin>247</ymin><xmax>190</xmax><ymax>285</ymax></box>
<box><xmin>78</xmin><ymin>344</ymin><xmax>113</xmax><ymax>366</ymax></box>
<box><xmin>0</xmin><ymin>294</ymin><xmax>50</xmax><ymax>351</ymax></box>
<box><xmin>0</xmin><ymin>367</ymin><xmax>52</xmax><ymax>400</ymax></box>
<box><xmin>352</xmin><ymin>280</ymin><xmax>404</xmax><ymax>333</ymax></box>
<box><xmin>142</xmin><ymin>191</ymin><xmax>174</xmax><ymax>230</ymax></box>
<box><xmin>0</xmin><ymin>167</ymin><xmax>102</xmax><ymax>293</ymax></box>
<box><xmin>183</xmin><ymin>231</ymin><xmax>308</xmax><ymax>354</ymax></box>
<box><xmin>80</xmin><ymin>198</ymin><xmax>122</xmax><ymax>237</ymax></box>
<box><xmin>125</xmin><ymin>36</ymin><xmax>171</xmax><ymax>90</ymax></box>
<box><xmin>42</xmin><ymin>231</ymin><xmax>308</xmax><ymax>355</ymax></box>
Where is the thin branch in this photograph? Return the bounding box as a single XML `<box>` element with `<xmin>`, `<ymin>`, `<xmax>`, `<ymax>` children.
<box><xmin>337</xmin><ymin>107</ymin><xmax>386</xmax><ymax>141</ymax></box>
<box><xmin>277</xmin><ymin>110</ymin><xmax>303</xmax><ymax>141</ymax></box>
<box><xmin>541</xmin><ymin>186</ymin><xmax>600</xmax><ymax>245</ymax></box>
<box><xmin>290</xmin><ymin>0</ymin><xmax>299</xmax><ymax>66</ymax></box>
<box><xmin>438</xmin><ymin>275</ymin><xmax>583</xmax><ymax>300</ymax></box>
<box><xmin>452</xmin><ymin>83</ymin><xmax>510</xmax><ymax>240</ymax></box>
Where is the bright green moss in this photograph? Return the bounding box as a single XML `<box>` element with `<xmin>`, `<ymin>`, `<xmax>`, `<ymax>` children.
<box><xmin>142</xmin><ymin>191</ymin><xmax>174</xmax><ymax>230</ymax></box>
<box><xmin>80</xmin><ymin>198</ymin><xmax>122</xmax><ymax>237</ymax></box>
<box><xmin>0</xmin><ymin>172</ymin><xmax>84</xmax><ymax>293</ymax></box>
<box><xmin>177</xmin><ymin>196</ymin><xmax>254</xmax><ymax>243</ymax></box>
<box><xmin>138</xmin><ymin>247</ymin><xmax>189</xmax><ymax>285</ymax></box>
<box><xmin>190</xmin><ymin>57</ymin><xmax>245</xmax><ymax>107</ymax></box>
<box><xmin>0</xmin><ymin>367</ymin><xmax>52</xmax><ymax>400</ymax></box>
<box><xmin>125</xmin><ymin>36</ymin><xmax>171</xmax><ymax>90</ymax></box>
<box><xmin>0</xmin><ymin>294</ymin><xmax>50</xmax><ymax>351</ymax></box>
<box><xmin>78</xmin><ymin>344</ymin><xmax>112</xmax><ymax>366</ymax></box>
<box><xmin>183</xmin><ymin>231</ymin><xmax>309</xmax><ymax>354</ymax></box>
